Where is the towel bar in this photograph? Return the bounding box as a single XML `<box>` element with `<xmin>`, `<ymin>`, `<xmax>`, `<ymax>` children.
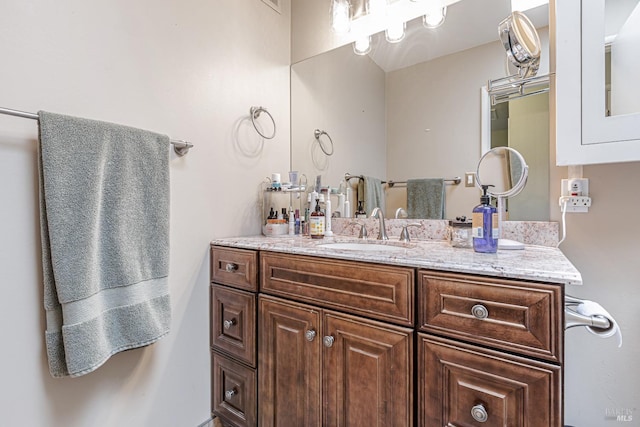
<box><xmin>0</xmin><ymin>106</ymin><xmax>194</xmax><ymax>156</ymax></box>
<box><xmin>344</xmin><ymin>173</ymin><xmax>461</xmax><ymax>186</ymax></box>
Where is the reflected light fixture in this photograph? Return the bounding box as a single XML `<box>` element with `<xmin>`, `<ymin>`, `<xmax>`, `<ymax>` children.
<box><xmin>353</xmin><ymin>35</ymin><xmax>372</xmax><ymax>55</ymax></box>
<box><xmin>331</xmin><ymin>0</ymin><xmax>351</xmax><ymax>34</ymax></box>
<box><xmin>423</xmin><ymin>6</ymin><xmax>447</xmax><ymax>28</ymax></box>
<box><xmin>385</xmin><ymin>21</ymin><xmax>406</xmax><ymax>43</ymax></box>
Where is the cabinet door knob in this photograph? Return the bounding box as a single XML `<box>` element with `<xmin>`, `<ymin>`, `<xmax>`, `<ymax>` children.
<box><xmin>225</xmin><ymin>388</ymin><xmax>237</xmax><ymax>400</ymax></box>
<box><xmin>471</xmin><ymin>403</ymin><xmax>488</xmax><ymax>422</ymax></box>
<box><xmin>305</xmin><ymin>329</ymin><xmax>317</xmax><ymax>342</ymax></box>
<box><xmin>223</xmin><ymin>318</ymin><xmax>237</xmax><ymax>330</ymax></box>
<box><xmin>323</xmin><ymin>335</ymin><xmax>335</xmax><ymax>348</ymax></box>
<box><xmin>225</xmin><ymin>263</ymin><xmax>239</xmax><ymax>272</ymax></box>
<box><xmin>471</xmin><ymin>304</ymin><xmax>489</xmax><ymax>320</ymax></box>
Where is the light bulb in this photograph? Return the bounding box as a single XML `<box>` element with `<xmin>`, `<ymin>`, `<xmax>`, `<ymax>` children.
<box><xmin>385</xmin><ymin>21</ymin><xmax>405</xmax><ymax>43</ymax></box>
<box><xmin>332</xmin><ymin>0</ymin><xmax>351</xmax><ymax>34</ymax></box>
<box><xmin>423</xmin><ymin>6</ymin><xmax>447</xmax><ymax>29</ymax></box>
<box><xmin>353</xmin><ymin>36</ymin><xmax>372</xmax><ymax>55</ymax></box>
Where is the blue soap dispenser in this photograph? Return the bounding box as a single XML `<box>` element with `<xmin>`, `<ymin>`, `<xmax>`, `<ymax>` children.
<box><xmin>472</xmin><ymin>185</ymin><xmax>498</xmax><ymax>253</ymax></box>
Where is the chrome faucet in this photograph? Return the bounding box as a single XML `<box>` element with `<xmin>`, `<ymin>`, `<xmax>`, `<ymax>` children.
<box><xmin>370</xmin><ymin>207</ymin><xmax>388</xmax><ymax>240</ymax></box>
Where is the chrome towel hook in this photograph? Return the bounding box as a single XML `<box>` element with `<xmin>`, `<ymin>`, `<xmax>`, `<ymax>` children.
<box><xmin>250</xmin><ymin>106</ymin><xmax>276</xmax><ymax>139</ymax></box>
<box><xmin>314</xmin><ymin>129</ymin><xmax>334</xmax><ymax>156</ymax></box>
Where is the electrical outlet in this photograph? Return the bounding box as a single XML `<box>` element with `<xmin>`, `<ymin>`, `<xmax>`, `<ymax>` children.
<box><xmin>559</xmin><ymin>196</ymin><xmax>592</xmax><ymax>213</ymax></box>
<box><xmin>560</xmin><ymin>178</ymin><xmax>591</xmax><ymax>213</ymax></box>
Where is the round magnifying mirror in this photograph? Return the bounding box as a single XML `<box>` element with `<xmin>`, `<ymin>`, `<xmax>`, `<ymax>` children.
<box><xmin>499</xmin><ymin>11</ymin><xmax>541</xmax><ymax>78</ymax></box>
<box><xmin>475</xmin><ymin>146</ymin><xmax>529</xmax><ymax>250</ymax></box>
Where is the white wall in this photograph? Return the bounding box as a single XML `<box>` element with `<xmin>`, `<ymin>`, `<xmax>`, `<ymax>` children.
<box><xmin>0</xmin><ymin>1</ymin><xmax>290</xmax><ymax>426</ymax></box>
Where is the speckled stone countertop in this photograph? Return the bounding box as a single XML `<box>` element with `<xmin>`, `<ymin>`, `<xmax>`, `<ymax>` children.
<box><xmin>211</xmin><ymin>234</ymin><xmax>582</xmax><ymax>286</ymax></box>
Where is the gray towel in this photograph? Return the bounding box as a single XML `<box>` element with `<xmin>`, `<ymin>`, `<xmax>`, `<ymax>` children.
<box><xmin>358</xmin><ymin>176</ymin><xmax>385</xmax><ymax>216</ymax></box>
<box><xmin>38</xmin><ymin>111</ymin><xmax>171</xmax><ymax>377</ymax></box>
<box><xmin>407</xmin><ymin>178</ymin><xmax>445</xmax><ymax>219</ymax></box>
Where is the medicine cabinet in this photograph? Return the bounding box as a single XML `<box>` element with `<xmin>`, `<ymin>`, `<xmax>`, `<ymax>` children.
<box><xmin>555</xmin><ymin>0</ymin><xmax>640</xmax><ymax>165</ymax></box>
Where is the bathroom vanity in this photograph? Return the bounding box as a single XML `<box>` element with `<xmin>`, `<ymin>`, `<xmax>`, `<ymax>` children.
<box><xmin>209</xmin><ymin>234</ymin><xmax>580</xmax><ymax>427</ymax></box>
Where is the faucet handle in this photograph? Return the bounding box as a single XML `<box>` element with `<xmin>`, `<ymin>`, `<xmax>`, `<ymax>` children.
<box><xmin>349</xmin><ymin>221</ymin><xmax>368</xmax><ymax>239</ymax></box>
<box><xmin>399</xmin><ymin>223</ymin><xmax>421</xmax><ymax>242</ymax></box>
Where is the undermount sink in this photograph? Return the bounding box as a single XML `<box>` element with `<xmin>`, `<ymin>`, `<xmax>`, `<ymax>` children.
<box><xmin>317</xmin><ymin>242</ymin><xmax>409</xmax><ymax>252</ymax></box>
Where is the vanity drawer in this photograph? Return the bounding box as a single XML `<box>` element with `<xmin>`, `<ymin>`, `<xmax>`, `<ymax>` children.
<box><xmin>418</xmin><ymin>334</ymin><xmax>561</xmax><ymax>427</ymax></box>
<box><xmin>261</xmin><ymin>252</ymin><xmax>414</xmax><ymax>326</ymax></box>
<box><xmin>211</xmin><ymin>284</ymin><xmax>256</xmax><ymax>367</ymax></box>
<box><xmin>211</xmin><ymin>246</ymin><xmax>258</xmax><ymax>291</ymax></box>
<box><xmin>418</xmin><ymin>270</ymin><xmax>562</xmax><ymax>363</ymax></box>
<box><xmin>211</xmin><ymin>352</ymin><xmax>257</xmax><ymax>427</ymax></box>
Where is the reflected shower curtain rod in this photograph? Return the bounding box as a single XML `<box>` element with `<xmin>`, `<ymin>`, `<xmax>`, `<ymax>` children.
<box><xmin>0</xmin><ymin>106</ymin><xmax>193</xmax><ymax>156</ymax></box>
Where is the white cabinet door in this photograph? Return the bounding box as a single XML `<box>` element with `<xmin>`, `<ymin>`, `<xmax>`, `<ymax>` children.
<box><xmin>555</xmin><ymin>0</ymin><xmax>640</xmax><ymax>165</ymax></box>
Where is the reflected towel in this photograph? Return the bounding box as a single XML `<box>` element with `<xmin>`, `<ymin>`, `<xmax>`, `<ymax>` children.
<box><xmin>358</xmin><ymin>176</ymin><xmax>385</xmax><ymax>216</ymax></box>
<box><xmin>406</xmin><ymin>178</ymin><xmax>445</xmax><ymax>219</ymax></box>
<box><xmin>576</xmin><ymin>300</ymin><xmax>622</xmax><ymax>348</ymax></box>
<box><xmin>38</xmin><ymin>111</ymin><xmax>171</xmax><ymax>377</ymax></box>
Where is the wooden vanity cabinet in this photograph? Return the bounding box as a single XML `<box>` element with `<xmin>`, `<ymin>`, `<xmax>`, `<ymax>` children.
<box><xmin>417</xmin><ymin>270</ymin><xmax>564</xmax><ymax>426</ymax></box>
<box><xmin>259</xmin><ymin>253</ymin><xmax>414</xmax><ymax>427</ymax></box>
<box><xmin>210</xmin><ymin>247</ymin><xmax>258</xmax><ymax>427</ymax></box>
<box><xmin>210</xmin><ymin>245</ymin><xmax>566</xmax><ymax>427</ymax></box>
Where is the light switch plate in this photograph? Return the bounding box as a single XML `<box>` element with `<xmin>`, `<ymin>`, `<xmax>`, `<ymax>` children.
<box><xmin>465</xmin><ymin>172</ymin><xmax>475</xmax><ymax>187</ymax></box>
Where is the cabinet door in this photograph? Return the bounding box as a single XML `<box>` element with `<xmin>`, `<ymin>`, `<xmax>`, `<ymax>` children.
<box><xmin>418</xmin><ymin>334</ymin><xmax>561</xmax><ymax>427</ymax></box>
<box><xmin>555</xmin><ymin>0</ymin><xmax>640</xmax><ymax>165</ymax></box>
<box><xmin>258</xmin><ymin>296</ymin><xmax>322</xmax><ymax>427</ymax></box>
<box><xmin>323</xmin><ymin>311</ymin><xmax>413</xmax><ymax>427</ymax></box>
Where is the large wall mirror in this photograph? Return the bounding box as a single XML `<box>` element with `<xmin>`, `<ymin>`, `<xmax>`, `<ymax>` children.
<box><xmin>291</xmin><ymin>0</ymin><xmax>550</xmax><ymax>220</ymax></box>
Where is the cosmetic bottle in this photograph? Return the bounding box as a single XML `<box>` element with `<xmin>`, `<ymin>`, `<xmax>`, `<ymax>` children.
<box><xmin>288</xmin><ymin>207</ymin><xmax>295</xmax><ymax>235</ymax></box>
<box><xmin>310</xmin><ymin>199</ymin><xmax>325</xmax><ymax>239</ymax></box>
<box><xmin>344</xmin><ymin>187</ymin><xmax>351</xmax><ymax>219</ymax></box>
<box><xmin>325</xmin><ymin>194</ymin><xmax>333</xmax><ymax>236</ymax></box>
<box><xmin>472</xmin><ymin>185</ymin><xmax>498</xmax><ymax>253</ymax></box>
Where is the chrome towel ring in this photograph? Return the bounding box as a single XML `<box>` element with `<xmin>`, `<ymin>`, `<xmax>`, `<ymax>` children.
<box><xmin>314</xmin><ymin>129</ymin><xmax>334</xmax><ymax>156</ymax></box>
<box><xmin>250</xmin><ymin>106</ymin><xmax>276</xmax><ymax>139</ymax></box>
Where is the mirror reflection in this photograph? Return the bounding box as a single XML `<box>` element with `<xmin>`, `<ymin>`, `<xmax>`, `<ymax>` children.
<box><xmin>604</xmin><ymin>0</ymin><xmax>640</xmax><ymax>117</ymax></box>
<box><xmin>291</xmin><ymin>0</ymin><xmax>550</xmax><ymax>220</ymax></box>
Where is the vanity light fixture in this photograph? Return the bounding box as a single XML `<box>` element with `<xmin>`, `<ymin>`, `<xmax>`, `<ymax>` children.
<box><xmin>385</xmin><ymin>20</ymin><xmax>406</xmax><ymax>43</ymax></box>
<box><xmin>423</xmin><ymin>6</ymin><xmax>447</xmax><ymax>28</ymax></box>
<box><xmin>353</xmin><ymin>35</ymin><xmax>373</xmax><ymax>55</ymax></box>
<box><xmin>331</xmin><ymin>0</ymin><xmax>351</xmax><ymax>34</ymax></box>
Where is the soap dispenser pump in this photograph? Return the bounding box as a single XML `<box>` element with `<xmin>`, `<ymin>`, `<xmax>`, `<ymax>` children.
<box><xmin>472</xmin><ymin>185</ymin><xmax>498</xmax><ymax>253</ymax></box>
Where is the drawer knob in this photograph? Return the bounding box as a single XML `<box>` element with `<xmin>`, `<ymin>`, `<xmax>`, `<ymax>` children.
<box><xmin>305</xmin><ymin>329</ymin><xmax>317</xmax><ymax>342</ymax></box>
<box><xmin>471</xmin><ymin>404</ymin><xmax>488</xmax><ymax>422</ymax></box>
<box><xmin>225</xmin><ymin>388</ymin><xmax>237</xmax><ymax>400</ymax></box>
<box><xmin>323</xmin><ymin>335</ymin><xmax>335</xmax><ymax>348</ymax></box>
<box><xmin>225</xmin><ymin>263</ymin><xmax>239</xmax><ymax>273</ymax></box>
<box><xmin>471</xmin><ymin>304</ymin><xmax>489</xmax><ymax>320</ymax></box>
<box><xmin>223</xmin><ymin>318</ymin><xmax>237</xmax><ymax>330</ymax></box>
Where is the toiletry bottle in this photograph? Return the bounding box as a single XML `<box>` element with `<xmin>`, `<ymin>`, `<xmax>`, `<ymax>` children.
<box><xmin>294</xmin><ymin>209</ymin><xmax>301</xmax><ymax>235</ymax></box>
<box><xmin>288</xmin><ymin>206</ymin><xmax>295</xmax><ymax>235</ymax></box>
<box><xmin>355</xmin><ymin>201</ymin><xmax>367</xmax><ymax>219</ymax></box>
<box><xmin>472</xmin><ymin>185</ymin><xmax>498</xmax><ymax>253</ymax></box>
<box><xmin>325</xmin><ymin>194</ymin><xmax>333</xmax><ymax>236</ymax></box>
<box><xmin>344</xmin><ymin>187</ymin><xmax>351</xmax><ymax>218</ymax></box>
<box><xmin>310</xmin><ymin>199</ymin><xmax>325</xmax><ymax>239</ymax></box>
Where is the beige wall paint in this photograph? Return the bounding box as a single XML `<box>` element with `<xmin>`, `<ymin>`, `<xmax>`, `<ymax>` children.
<box><xmin>291</xmin><ymin>44</ymin><xmax>386</xmax><ymax>208</ymax></box>
<box><xmin>558</xmin><ymin>161</ymin><xmax>640</xmax><ymax>426</ymax></box>
<box><xmin>0</xmin><ymin>0</ymin><xmax>290</xmax><ymax>425</ymax></box>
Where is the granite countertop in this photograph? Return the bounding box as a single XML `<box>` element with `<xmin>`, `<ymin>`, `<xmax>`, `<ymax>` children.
<box><xmin>211</xmin><ymin>234</ymin><xmax>582</xmax><ymax>286</ymax></box>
